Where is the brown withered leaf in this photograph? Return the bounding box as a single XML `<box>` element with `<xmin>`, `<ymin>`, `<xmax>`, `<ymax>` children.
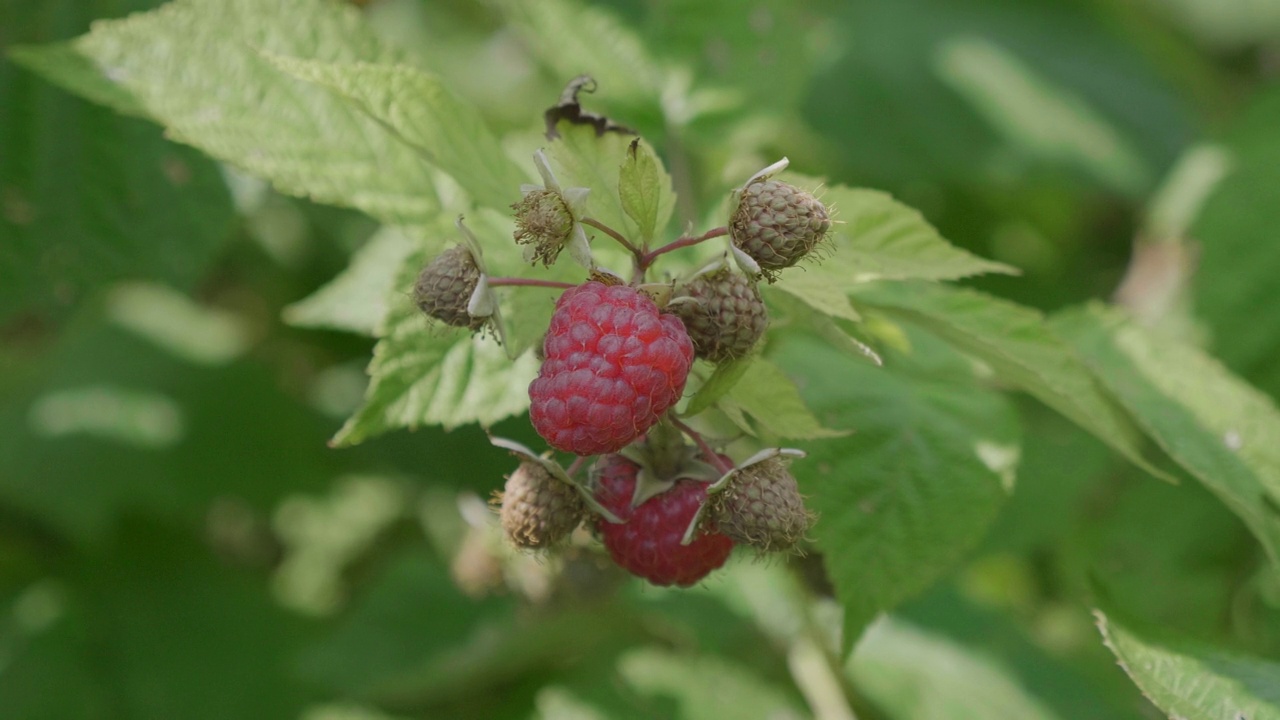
<box><xmin>544</xmin><ymin>75</ymin><xmax>636</xmax><ymax>140</ymax></box>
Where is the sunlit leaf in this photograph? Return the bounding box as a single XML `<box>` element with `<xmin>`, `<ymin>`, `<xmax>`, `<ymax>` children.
<box><xmin>68</xmin><ymin>0</ymin><xmax>440</xmax><ymax>226</ymax></box>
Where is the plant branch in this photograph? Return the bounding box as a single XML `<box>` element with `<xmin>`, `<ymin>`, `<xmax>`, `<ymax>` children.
<box><xmin>669</xmin><ymin>416</ymin><xmax>733</xmax><ymax>474</ymax></box>
<box><xmin>581</xmin><ymin>217</ymin><xmax>643</xmax><ymax>259</ymax></box>
<box><xmin>639</xmin><ymin>226</ymin><xmax>729</xmax><ymax>270</ymax></box>
<box><xmin>486</xmin><ymin>277</ymin><xmax>576</xmax><ymax>290</ymax></box>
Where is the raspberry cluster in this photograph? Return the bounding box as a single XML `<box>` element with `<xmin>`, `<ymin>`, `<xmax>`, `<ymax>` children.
<box><xmin>410</xmin><ymin>110</ymin><xmax>827</xmax><ymax>586</ymax></box>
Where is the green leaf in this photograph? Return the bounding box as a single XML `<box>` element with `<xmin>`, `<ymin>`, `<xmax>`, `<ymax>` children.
<box><xmin>720</xmin><ymin>358</ymin><xmax>848</xmax><ymax>440</ymax></box>
<box><xmin>2</xmin><ymin>45</ymin><xmax>234</xmax><ymax>320</ymax></box>
<box><xmin>263</xmin><ymin>55</ymin><xmax>528</xmax><ymax>212</ymax></box>
<box><xmin>771</xmin><ymin>271</ymin><xmax>862</xmax><ymax>322</ymax></box>
<box><xmin>299</xmin><ymin>551</ymin><xmax>513</xmax><ymax>696</ymax></box>
<box><xmin>765</xmin><ymin>289</ymin><xmax>882</xmax><ymax>366</ymax></box>
<box><xmin>544</xmin><ymin>123</ymin><xmax>643</xmax><ymax>263</ymax></box>
<box><xmin>934</xmin><ymin>37</ymin><xmax>1150</xmax><ymax>195</ymax></box>
<box><xmin>494</xmin><ymin>0</ymin><xmax>661</xmax><ymax>106</ymax></box>
<box><xmin>814</xmin><ymin>184</ymin><xmax>1018</xmax><ymax>283</ymax></box>
<box><xmin>684</xmin><ymin>357</ymin><xmax>755</xmax><ymax>417</ymax></box>
<box><xmin>0</xmin><ymin>521</ymin><xmax>313</xmax><ymax>718</ymax></box>
<box><xmin>618</xmin><ymin>648</ymin><xmax>805</xmax><ymax>720</ymax></box>
<box><xmin>332</xmin><ymin>245</ymin><xmax>538</xmax><ymax>445</ymax></box>
<box><xmin>851</xmin><ymin>619</ymin><xmax>1065</xmax><ymax>720</ymax></box>
<box><xmin>9</xmin><ymin>41</ymin><xmax>147</xmax><ymax>118</ymax></box>
<box><xmin>776</xmin><ymin>334</ymin><xmax>1019</xmax><ymax>647</ymax></box>
<box><xmin>856</xmin><ymin>282</ymin><xmax>1174</xmax><ymax>483</ymax></box>
<box><xmin>284</xmin><ymin>227</ymin><xmax>418</xmax><ymax>336</ymax></box>
<box><xmin>617</xmin><ymin>139</ymin><xmax>675</xmax><ymax>244</ymax></box>
<box><xmin>69</xmin><ymin>0</ymin><xmax>441</xmax><ymax>227</ymax></box>
<box><xmin>1052</xmin><ymin>304</ymin><xmax>1280</xmax><ymax>568</ymax></box>
<box><xmin>1095</xmin><ymin>610</ymin><xmax>1280</xmax><ymax>720</ymax></box>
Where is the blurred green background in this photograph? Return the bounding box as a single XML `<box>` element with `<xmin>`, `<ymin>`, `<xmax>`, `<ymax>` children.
<box><xmin>3</xmin><ymin>0</ymin><xmax>1280</xmax><ymax>718</ymax></box>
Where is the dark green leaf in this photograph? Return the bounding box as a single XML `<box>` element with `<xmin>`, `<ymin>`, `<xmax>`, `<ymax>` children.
<box><xmin>1053</xmin><ymin>304</ymin><xmax>1280</xmax><ymax>568</ymax></box>
<box><xmin>856</xmin><ymin>282</ymin><xmax>1174</xmax><ymax>482</ymax></box>
<box><xmin>777</xmin><ymin>333</ymin><xmax>1019</xmax><ymax>647</ymax></box>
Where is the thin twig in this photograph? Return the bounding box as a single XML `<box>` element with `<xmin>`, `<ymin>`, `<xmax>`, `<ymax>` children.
<box><xmin>486</xmin><ymin>277</ymin><xmax>576</xmax><ymax>290</ymax></box>
<box><xmin>640</xmin><ymin>226</ymin><xmax>729</xmax><ymax>269</ymax></box>
<box><xmin>581</xmin><ymin>217</ymin><xmax>643</xmax><ymax>259</ymax></box>
<box><xmin>669</xmin><ymin>416</ymin><xmax>734</xmax><ymax>474</ymax></box>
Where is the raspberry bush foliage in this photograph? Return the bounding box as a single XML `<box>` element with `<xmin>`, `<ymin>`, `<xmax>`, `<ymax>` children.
<box><xmin>10</xmin><ymin>0</ymin><xmax>1280</xmax><ymax>717</ymax></box>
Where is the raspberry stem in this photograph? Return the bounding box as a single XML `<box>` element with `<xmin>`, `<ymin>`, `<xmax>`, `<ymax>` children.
<box><xmin>565</xmin><ymin>455</ymin><xmax>588</xmax><ymax>479</ymax></box>
<box><xmin>581</xmin><ymin>217</ymin><xmax>643</xmax><ymax>259</ymax></box>
<box><xmin>669</xmin><ymin>416</ymin><xmax>734</xmax><ymax>475</ymax></box>
<box><xmin>487</xmin><ymin>277</ymin><xmax>577</xmax><ymax>290</ymax></box>
<box><xmin>639</xmin><ymin>227</ymin><xmax>729</xmax><ymax>270</ymax></box>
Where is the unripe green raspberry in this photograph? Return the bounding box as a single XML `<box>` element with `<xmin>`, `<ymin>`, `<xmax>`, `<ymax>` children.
<box><xmin>413</xmin><ymin>245</ymin><xmax>487</xmax><ymax>331</ymax></box>
<box><xmin>669</xmin><ymin>269</ymin><xmax>768</xmax><ymax>363</ymax></box>
<box><xmin>495</xmin><ymin>460</ymin><xmax>587</xmax><ymax>549</ymax></box>
<box><xmin>730</xmin><ymin>180</ymin><xmax>830</xmax><ymax>281</ymax></box>
<box><xmin>709</xmin><ymin>457</ymin><xmax>812</xmax><ymax>552</ymax></box>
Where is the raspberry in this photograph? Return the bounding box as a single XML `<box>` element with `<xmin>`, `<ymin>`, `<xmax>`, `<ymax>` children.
<box><xmin>592</xmin><ymin>454</ymin><xmax>733</xmax><ymax>587</ymax></box>
<box><xmin>730</xmin><ymin>180</ymin><xmax>830</xmax><ymax>281</ymax></box>
<box><xmin>413</xmin><ymin>245</ymin><xmax>486</xmax><ymax>331</ymax></box>
<box><xmin>709</xmin><ymin>456</ymin><xmax>812</xmax><ymax>553</ymax></box>
<box><xmin>494</xmin><ymin>460</ymin><xmax>586</xmax><ymax>549</ymax></box>
<box><xmin>669</xmin><ymin>269</ymin><xmax>768</xmax><ymax>363</ymax></box>
<box><xmin>529</xmin><ymin>281</ymin><xmax>694</xmax><ymax>456</ymax></box>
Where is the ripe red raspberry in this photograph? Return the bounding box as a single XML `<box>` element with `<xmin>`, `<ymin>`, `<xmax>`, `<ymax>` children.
<box><xmin>529</xmin><ymin>282</ymin><xmax>693</xmax><ymax>456</ymax></box>
<box><xmin>592</xmin><ymin>454</ymin><xmax>733</xmax><ymax>587</ymax></box>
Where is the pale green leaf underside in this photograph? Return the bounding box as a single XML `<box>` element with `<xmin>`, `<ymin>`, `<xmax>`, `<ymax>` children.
<box><xmin>851</xmin><ymin>619</ymin><xmax>1064</xmax><ymax>720</ymax></box>
<box><xmin>819</xmin><ymin>184</ymin><xmax>1019</xmax><ymax>283</ymax></box>
<box><xmin>1054</xmin><ymin>304</ymin><xmax>1280</xmax><ymax>567</ymax></box>
<box><xmin>856</xmin><ymin>282</ymin><xmax>1174</xmax><ymax>483</ymax></box>
<box><xmin>284</xmin><ymin>227</ymin><xmax>418</xmax><ymax>336</ymax></box>
<box><xmin>721</xmin><ymin>358</ymin><xmax>847</xmax><ymax>440</ymax></box>
<box><xmin>334</xmin><ymin>324</ymin><xmax>538</xmax><ymax>444</ymax></box>
<box><xmin>72</xmin><ymin>0</ymin><xmax>440</xmax><ymax>227</ymax></box>
<box><xmin>1096</xmin><ymin>610</ymin><xmax>1280</xmax><ymax>720</ymax></box>
<box><xmin>264</xmin><ymin>55</ymin><xmax>528</xmax><ymax>213</ymax></box>
<box><xmin>778</xmin><ymin>337</ymin><xmax>1018</xmax><ymax>648</ymax></box>
<box><xmin>332</xmin><ymin>245</ymin><xmax>538</xmax><ymax>445</ymax></box>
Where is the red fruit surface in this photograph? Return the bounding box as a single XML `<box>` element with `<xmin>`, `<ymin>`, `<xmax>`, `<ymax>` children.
<box><xmin>529</xmin><ymin>282</ymin><xmax>694</xmax><ymax>456</ymax></box>
<box><xmin>593</xmin><ymin>454</ymin><xmax>733</xmax><ymax>587</ymax></box>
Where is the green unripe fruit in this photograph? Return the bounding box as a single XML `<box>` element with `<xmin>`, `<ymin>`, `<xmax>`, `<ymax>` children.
<box><xmin>730</xmin><ymin>180</ymin><xmax>830</xmax><ymax>281</ymax></box>
<box><xmin>413</xmin><ymin>245</ymin><xmax>486</xmax><ymax>331</ymax></box>
<box><xmin>669</xmin><ymin>270</ymin><xmax>768</xmax><ymax>363</ymax></box>
<box><xmin>709</xmin><ymin>457</ymin><xmax>812</xmax><ymax>553</ymax></box>
<box><xmin>496</xmin><ymin>461</ymin><xmax>587</xmax><ymax>549</ymax></box>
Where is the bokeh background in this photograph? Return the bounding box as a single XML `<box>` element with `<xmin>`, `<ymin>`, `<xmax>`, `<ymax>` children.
<box><xmin>3</xmin><ymin>0</ymin><xmax>1280</xmax><ymax>718</ymax></box>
